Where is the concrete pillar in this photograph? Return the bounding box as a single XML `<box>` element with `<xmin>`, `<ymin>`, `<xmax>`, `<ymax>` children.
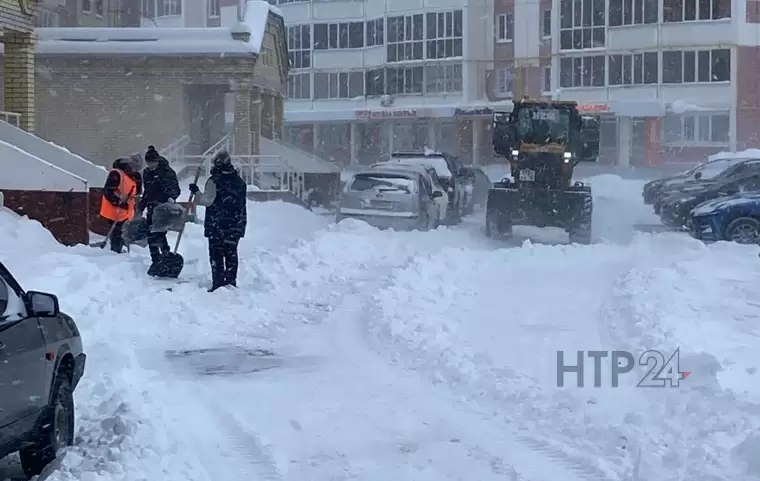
<box><xmin>4</xmin><ymin>32</ymin><xmax>36</xmax><ymax>132</ymax></box>
<box><xmin>427</xmin><ymin>120</ymin><xmax>437</xmax><ymax>151</ymax></box>
<box><xmin>617</xmin><ymin>117</ymin><xmax>632</xmax><ymax>167</ymax></box>
<box><xmin>729</xmin><ymin>106</ymin><xmax>737</xmax><ymax>152</ymax></box>
<box><xmin>232</xmin><ymin>87</ymin><xmax>252</xmax><ymax>156</ymax></box>
<box><xmin>471</xmin><ymin>118</ymin><xmax>482</xmax><ymax>165</ymax></box>
<box><xmin>250</xmin><ymin>87</ymin><xmax>262</xmax><ymax>156</ymax></box>
<box><xmin>273</xmin><ymin>95</ymin><xmax>284</xmax><ymax>140</ymax></box>
<box><xmin>349</xmin><ymin>122</ymin><xmax>360</xmax><ymax>165</ymax></box>
<box><xmin>388</xmin><ymin>122</ymin><xmax>395</xmax><ymax>154</ymax></box>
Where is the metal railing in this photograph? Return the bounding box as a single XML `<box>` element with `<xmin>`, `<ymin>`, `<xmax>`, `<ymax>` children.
<box><xmin>0</xmin><ymin>111</ymin><xmax>22</xmax><ymax>128</ymax></box>
<box><xmin>201</xmin><ymin>133</ymin><xmax>232</xmax><ymax>159</ymax></box>
<box><xmin>181</xmin><ymin>153</ymin><xmax>305</xmax><ymax>201</ymax></box>
<box><xmin>161</xmin><ymin>134</ymin><xmax>191</xmax><ymax>167</ymax></box>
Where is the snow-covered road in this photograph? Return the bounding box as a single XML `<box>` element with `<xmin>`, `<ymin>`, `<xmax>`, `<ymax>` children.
<box><xmin>1</xmin><ymin>174</ymin><xmax>759</xmax><ymax>481</ymax></box>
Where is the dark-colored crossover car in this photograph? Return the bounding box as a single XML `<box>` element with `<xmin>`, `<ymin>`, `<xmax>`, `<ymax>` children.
<box><xmin>644</xmin><ymin>156</ymin><xmax>750</xmax><ymax>207</ymax></box>
<box><xmin>659</xmin><ymin>172</ymin><xmax>760</xmax><ymax>229</ymax></box>
<box><xmin>688</xmin><ymin>192</ymin><xmax>760</xmax><ymax>243</ymax></box>
<box><xmin>0</xmin><ymin>261</ymin><xmax>86</xmax><ymax>479</ymax></box>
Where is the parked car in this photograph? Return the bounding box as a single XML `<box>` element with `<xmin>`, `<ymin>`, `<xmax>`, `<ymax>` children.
<box><xmin>688</xmin><ymin>192</ymin><xmax>760</xmax><ymax>243</ymax></box>
<box><xmin>370</xmin><ymin>162</ymin><xmax>448</xmax><ymax>225</ymax></box>
<box><xmin>658</xmin><ymin>172</ymin><xmax>760</xmax><ymax>229</ymax></box>
<box><xmin>653</xmin><ymin>158</ymin><xmax>760</xmax><ymax>214</ymax></box>
<box><xmin>0</xmin><ymin>261</ymin><xmax>86</xmax><ymax>479</ymax></box>
<box><xmin>386</xmin><ymin>151</ymin><xmax>469</xmax><ymax>224</ymax></box>
<box><xmin>336</xmin><ymin>167</ymin><xmax>443</xmax><ymax>231</ymax></box>
<box><xmin>645</xmin><ymin>156</ymin><xmax>753</xmax><ymax>207</ymax></box>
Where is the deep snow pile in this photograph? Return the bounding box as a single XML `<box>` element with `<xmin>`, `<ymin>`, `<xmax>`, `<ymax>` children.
<box><xmin>0</xmin><ymin>174</ymin><xmax>759</xmax><ymax>481</ymax></box>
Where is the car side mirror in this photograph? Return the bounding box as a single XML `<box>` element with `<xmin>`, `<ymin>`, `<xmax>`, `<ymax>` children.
<box><xmin>694</xmin><ymin>172</ymin><xmax>702</xmax><ymax>180</ymax></box>
<box><xmin>26</xmin><ymin>291</ymin><xmax>59</xmax><ymax>317</ymax></box>
<box><xmin>431</xmin><ymin>191</ymin><xmax>444</xmax><ymax>198</ymax></box>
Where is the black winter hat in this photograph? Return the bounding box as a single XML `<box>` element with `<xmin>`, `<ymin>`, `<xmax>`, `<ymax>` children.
<box><xmin>145</xmin><ymin>145</ymin><xmax>160</xmax><ymax>163</ymax></box>
<box><xmin>213</xmin><ymin>150</ymin><xmax>231</xmax><ymax>166</ymax></box>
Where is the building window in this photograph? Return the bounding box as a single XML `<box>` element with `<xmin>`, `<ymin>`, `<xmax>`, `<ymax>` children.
<box><xmin>387</xmin><ymin>14</ymin><xmax>424</xmax><ymax>62</ymax></box>
<box><xmin>609</xmin><ymin>0</ymin><xmax>658</xmax><ymax>26</ymax></box>
<box><xmin>542</xmin><ymin>9</ymin><xmax>552</xmax><ymax>37</ymax></box>
<box><xmin>496</xmin><ymin>13</ymin><xmax>514</xmax><ymax>42</ymax></box>
<box><xmin>314</xmin><ymin>71</ymin><xmax>365</xmax><ymax>99</ymax></box>
<box><xmin>208</xmin><ymin>0</ymin><xmax>220</xmax><ymax>17</ymax></box>
<box><xmin>95</xmin><ymin>0</ymin><xmax>103</xmax><ymax>16</ymax></box>
<box><xmin>158</xmin><ymin>0</ymin><xmax>181</xmax><ymax>16</ymax></box>
<box><xmin>560</xmin><ymin>0</ymin><xmax>605</xmax><ymax>50</ymax></box>
<box><xmin>366</xmin><ymin>18</ymin><xmax>384</xmax><ymax>46</ymax></box>
<box><xmin>37</xmin><ymin>8</ymin><xmax>59</xmax><ymax>26</ymax></box>
<box><xmin>661</xmin><ymin>49</ymin><xmax>730</xmax><ymax>83</ymax></box>
<box><xmin>496</xmin><ymin>68</ymin><xmax>514</xmax><ymax>96</ymax></box>
<box><xmin>82</xmin><ymin>0</ymin><xmax>91</xmax><ymax>13</ymax></box>
<box><xmin>426</xmin><ymin>10</ymin><xmax>463</xmax><ymax>59</ymax></box>
<box><xmin>663</xmin><ymin>113</ymin><xmax>730</xmax><ymax>145</ymax></box>
<box><xmin>365</xmin><ymin>68</ymin><xmax>385</xmax><ymax>96</ymax></box>
<box><xmin>314</xmin><ymin>21</ymin><xmax>365</xmax><ymax>50</ymax></box>
<box><xmin>287</xmin><ymin>73</ymin><xmax>311</xmax><ymax>100</ymax></box>
<box><xmin>608</xmin><ymin>52</ymin><xmax>658</xmax><ymax>85</ymax></box>
<box><xmin>664</xmin><ymin>0</ymin><xmax>730</xmax><ymax>21</ymax></box>
<box><xmin>287</xmin><ymin>25</ymin><xmax>311</xmax><ymax>69</ymax></box>
<box><xmin>559</xmin><ymin>55</ymin><xmax>606</xmax><ymax>87</ymax></box>
<box><xmin>543</xmin><ymin>66</ymin><xmax>551</xmax><ymax>92</ymax></box>
<box><xmin>426</xmin><ymin>63</ymin><xmax>462</xmax><ymax>93</ymax></box>
<box><xmin>386</xmin><ymin>66</ymin><xmax>424</xmax><ymax>95</ymax></box>
<box><xmin>261</xmin><ymin>45</ymin><xmax>276</xmax><ymax>67</ymax></box>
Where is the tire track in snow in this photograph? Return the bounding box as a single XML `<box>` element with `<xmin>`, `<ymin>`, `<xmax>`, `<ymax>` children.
<box><xmin>355</xmin><ymin>249</ymin><xmax>636</xmax><ymax>481</ymax></box>
<box><xmin>319</xmin><ymin>274</ymin><xmax>603</xmax><ymax>481</ymax></box>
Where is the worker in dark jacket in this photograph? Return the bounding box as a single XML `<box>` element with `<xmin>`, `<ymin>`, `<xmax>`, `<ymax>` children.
<box><xmin>189</xmin><ymin>150</ymin><xmax>247</xmax><ymax>291</ymax></box>
<box><xmin>99</xmin><ymin>158</ymin><xmax>138</xmax><ymax>253</ymax></box>
<box><xmin>137</xmin><ymin>145</ymin><xmax>181</xmax><ymax>275</ymax></box>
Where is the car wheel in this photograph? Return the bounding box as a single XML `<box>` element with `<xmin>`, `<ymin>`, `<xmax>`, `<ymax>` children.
<box><xmin>725</xmin><ymin>217</ymin><xmax>760</xmax><ymax>244</ymax></box>
<box><xmin>20</xmin><ymin>375</ymin><xmax>75</xmax><ymax>478</ymax></box>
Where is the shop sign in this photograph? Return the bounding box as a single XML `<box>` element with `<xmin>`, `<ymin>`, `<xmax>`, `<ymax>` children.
<box><xmin>454</xmin><ymin>107</ymin><xmax>493</xmax><ymax>116</ymax></box>
<box><xmin>355</xmin><ymin>109</ymin><xmax>418</xmax><ymax>120</ymax></box>
<box><xmin>577</xmin><ymin>103</ymin><xmax>610</xmax><ymax>113</ymax></box>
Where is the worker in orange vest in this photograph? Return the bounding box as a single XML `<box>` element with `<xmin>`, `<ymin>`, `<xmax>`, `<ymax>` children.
<box><xmin>100</xmin><ymin>158</ymin><xmax>138</xmax><ymax>253</ymax></box>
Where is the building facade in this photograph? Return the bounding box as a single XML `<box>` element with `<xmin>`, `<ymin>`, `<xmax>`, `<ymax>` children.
<box><xmin>539</xmin><ymin>0</ymin><xmax>745</xmax><ymax>166</ymax></box>
<box><xmin>1</xmin><ymin>0</ymin><xmax>38</xmax><ymax>131</ymax></box>
<box><xmin>138</xmin><ymin>0</ymin><xmax>239</xmax><ymax>27</ymax></box>
<box><xmin>267</xmin><ymin>0</ymin><xmax>494</xmax><ymax>166</ymax></box>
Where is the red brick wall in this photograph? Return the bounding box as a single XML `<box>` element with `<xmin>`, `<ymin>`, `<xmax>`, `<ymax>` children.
<box><xmin>3</xmin><ymin>190</ymin><xmax>89</xmax><ymax>246</ymax></box>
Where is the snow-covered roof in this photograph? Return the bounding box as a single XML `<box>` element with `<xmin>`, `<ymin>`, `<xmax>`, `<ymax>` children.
<box><xmin>34</xmin><ymin>1</ymin><xmax>281</xmax><ymax>56</ymax></box>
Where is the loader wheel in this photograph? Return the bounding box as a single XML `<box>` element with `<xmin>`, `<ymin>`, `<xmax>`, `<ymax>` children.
<box><xmin>486</xmin><ymin>210</ymin><xmax>512</xmax><ymax>239</ymax></box>
<box><xmin>568</xmin><ymin>227</ymin><xmax>592</xmax><ymax>245</ymax></box>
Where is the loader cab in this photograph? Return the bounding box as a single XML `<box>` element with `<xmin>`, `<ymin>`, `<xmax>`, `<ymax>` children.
<box><xmin>492</xmin><ymin>111</ymin><xmax>517</xmax><ymax>157</ymax></box>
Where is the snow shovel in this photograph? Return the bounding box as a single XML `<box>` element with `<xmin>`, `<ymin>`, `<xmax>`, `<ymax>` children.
<box><xmin>152</xmin><ymin>167</ymin><xmax>202</xmax><ymax>279</ymax></box>
<box><xmin>90</xmin><ymin>220</ymin><xmax>119</xmax><ymax>249</ymax></box>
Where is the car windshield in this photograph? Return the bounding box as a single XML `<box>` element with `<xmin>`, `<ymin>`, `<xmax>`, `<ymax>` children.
<box><xmin>714</xmin><ymin>160</ymin><xmax>760</xmax><ymax>180</ymax></box>
<box><xmin>517</xmin><ymin>107</ymin><xmax>571</xmax><ymax>145</ymax></box>
<box><xmin>696</xmin><ymin>159</ymin><xmax>748</xmax><ymax>179</ymax></box>
<box><xmin>391</xmin><ymin>157</ymin><xmax>452</xmax><ymax>178</ymax></box>
<box><xmin>350</xmin><ymin>173</ymin><xmax>416</xmax><ymax>194</ymax></box>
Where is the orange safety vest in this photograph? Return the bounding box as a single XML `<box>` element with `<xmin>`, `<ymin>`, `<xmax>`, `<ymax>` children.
<box><xmin>99</xmin><ymin>168</ymin><xmax>137</xmax><ymax>222</ymax></box>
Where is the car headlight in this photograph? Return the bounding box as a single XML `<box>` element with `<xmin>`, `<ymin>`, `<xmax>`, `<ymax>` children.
<box><xmin>563</xmin><ymin>152</ymin><xmax>572</xmax><ymax>159</ymax></box>
<box><xmin>511</xmin><ymin>149</ymin><xmax>519</xmax><ymax>156</ymax></box>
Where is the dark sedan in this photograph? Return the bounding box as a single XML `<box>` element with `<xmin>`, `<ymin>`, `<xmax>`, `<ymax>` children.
<box><xmin>0</xmin><ymin>261</ymin><xmax>86</xmax><ymax>479</ymax></box>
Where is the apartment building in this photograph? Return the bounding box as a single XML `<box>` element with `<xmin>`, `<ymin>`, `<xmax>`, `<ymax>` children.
<box><xmin>270</xmin><ymin>0</ymin><xmax>494</xmax><ymax>165</ymax></box>
<box><xmin>139</xmin><ymin>0</ymin><xmax>237</xmax><ymax>27</ymax></box>
<box><xmin>535</xmin><ymin>0</ymin><xmax>751</xmax><ymax>166</ymax></box>
<box><xmin>37</xmin><ymin>0</ymin><xmax>139</xmax><ymax>26</ymax></box>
